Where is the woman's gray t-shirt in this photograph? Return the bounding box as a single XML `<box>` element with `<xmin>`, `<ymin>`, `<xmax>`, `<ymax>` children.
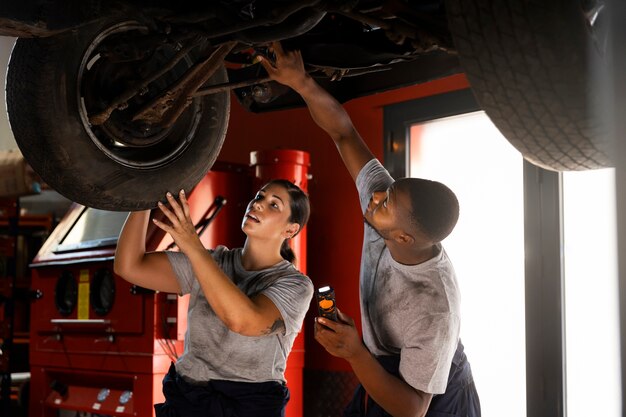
<box><xmin>166</xmin><ymin>246</ymin><xmax>313</xmax><ymax>384</ymax></box>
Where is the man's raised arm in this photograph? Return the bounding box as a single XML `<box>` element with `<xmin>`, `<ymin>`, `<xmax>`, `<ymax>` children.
<box><xmin>260</xmin><ymin>42</ymin><xmax>374</xmax><ymax>182</ymax></box>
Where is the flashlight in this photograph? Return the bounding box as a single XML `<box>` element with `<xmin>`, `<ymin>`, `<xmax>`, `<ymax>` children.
<box><xmin>316</xmin><ymin>286</ymin><xmax>337</xmax><ymax>321</ymax></box>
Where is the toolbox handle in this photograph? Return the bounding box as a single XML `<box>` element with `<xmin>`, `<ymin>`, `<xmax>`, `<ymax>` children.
<box><xmin>50</xmin><ymin>319</ymin><xmax>111</xmax><ymax>325</ymax></box>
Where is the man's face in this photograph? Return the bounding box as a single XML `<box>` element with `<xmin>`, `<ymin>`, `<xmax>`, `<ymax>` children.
<box><xmin>363</xmin><ymin>183</ymin><xmax>412</xmax><ymax>240</ymax></box>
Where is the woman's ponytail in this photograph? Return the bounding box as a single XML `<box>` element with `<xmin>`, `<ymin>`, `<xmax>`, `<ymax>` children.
<box><xmin>280</xmin><ymin>240</ymin><xmax>296</xmax><ymax>263</ymax></box>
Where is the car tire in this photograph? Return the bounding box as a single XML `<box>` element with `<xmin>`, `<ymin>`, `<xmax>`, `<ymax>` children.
<box><xmin>6</xmin><ymin>18</ymin><xmax>230</xmax><ymax>210</ymax></box>
<box><xmin>446</xmin><ymin>0</ymin><xmax>610</xmax><ymax>171</ymax></box>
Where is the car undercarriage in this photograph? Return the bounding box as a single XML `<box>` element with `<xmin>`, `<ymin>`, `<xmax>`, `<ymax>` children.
<box><xmin>0</xmin><ymin>0</ymin><xmax>611</xmax><ymax>209</ymax></box>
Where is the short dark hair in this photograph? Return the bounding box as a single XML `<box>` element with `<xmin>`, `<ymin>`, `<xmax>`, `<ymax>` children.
<box><xmin>264</xmin><ymin>179</ymin><xmax>310</xmax><ymax>263</ymax></box>
<box><xmin>396</xmin><ymin>177</ymin><xmax>459</xmax><ymax>243</ymax></box>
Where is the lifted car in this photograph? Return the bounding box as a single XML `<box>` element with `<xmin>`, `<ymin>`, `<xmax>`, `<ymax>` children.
<box><xmin>0</xmin><ymin>0</ymin><xmax>610</xmax><ymax>210</ymax></box>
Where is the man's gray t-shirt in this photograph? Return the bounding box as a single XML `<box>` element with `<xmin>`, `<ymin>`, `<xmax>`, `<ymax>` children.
<box><xmin>356</xmin><ymin>159</ymin><xmax>461</xmax><ymax>395</ymax></box>
<box><xmin>166</xmin><ymin>246</ymin><xmax>313</xmax><ymax>384</ymax></box>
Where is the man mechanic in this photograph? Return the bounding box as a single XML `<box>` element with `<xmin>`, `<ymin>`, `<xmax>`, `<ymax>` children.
<box><xmin>260</xmin><ymin>42</ymin><xmax>481</xmax><ymax>417</ymax></box>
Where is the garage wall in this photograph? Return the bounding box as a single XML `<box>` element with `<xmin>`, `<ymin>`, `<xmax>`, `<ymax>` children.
<box><xmin>217</xmin><ymin>73</ymin><xmax>470</xmax><ymax>375</ymax></box>
<box><xmin>0</xmin><ymin>37</ymin><xmax>17</xmax><ymax>150</ymax></box>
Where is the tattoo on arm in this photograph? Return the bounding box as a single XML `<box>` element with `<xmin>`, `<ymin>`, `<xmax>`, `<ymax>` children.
<box><xmin>262</xmin><ymin>319</ymin><xmax>285</xmax><ymax>335</ymax></box>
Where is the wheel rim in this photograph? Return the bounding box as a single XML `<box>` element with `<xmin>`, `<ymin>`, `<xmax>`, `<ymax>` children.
<box><xmin>77</xmin><ymin>22</ymin><xmax>202</xmax><ymax>169</ymax></box>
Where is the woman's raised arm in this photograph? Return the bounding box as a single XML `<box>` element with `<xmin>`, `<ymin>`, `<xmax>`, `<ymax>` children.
<box><xmin>114</xmin><ymin>210</ymin><xmax>181</xmax><ymax>294</ymax></box>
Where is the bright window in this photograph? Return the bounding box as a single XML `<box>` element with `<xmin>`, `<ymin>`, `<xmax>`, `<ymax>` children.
<box><xmin>563</xmin><ymin>169</ymin><xmax>620</xmax><ymax>417</ymax></box>
<box><xmin>409</xmin><ymin>111</ymin><xmax>526</xmax><ymax>417</ymax></box>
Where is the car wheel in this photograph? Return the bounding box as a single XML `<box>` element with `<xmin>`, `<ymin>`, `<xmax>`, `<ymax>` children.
<box><xmin>6</xmin><ymin>18</ymin><xmax>230</xmax><ymax>210</ymax></box>
<box><xmin>446</xmin><ymin>0</ymin><xmax>610</xmax><ymax>171</ymax></box>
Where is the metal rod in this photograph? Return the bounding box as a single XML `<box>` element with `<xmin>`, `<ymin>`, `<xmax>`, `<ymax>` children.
<box><xmin>193</xmin><ymin>76</ymin><xmax>272</xmax><ymax>97</ymax></box>
<box><xmin>50</xmin><ymin>319</ymin><xmax>111</xmax><ymax>325</ymax></box>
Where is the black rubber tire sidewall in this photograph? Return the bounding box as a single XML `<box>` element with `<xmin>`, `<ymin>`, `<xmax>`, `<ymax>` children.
<box><xmin>6</xmin><ymin>17</ymin><xmax>230</xmax><ymax>210</ymax></box>
<box><xmin>446</xmin><ymin>0</ymin><xmax>611</xmax><ymax>171</ymax></box>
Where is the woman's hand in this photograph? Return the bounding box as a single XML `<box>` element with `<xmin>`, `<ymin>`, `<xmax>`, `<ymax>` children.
<box><xmin>154</xmin><ymin>190</ymin><xmax>286</xmax><ymax>337</ymax></box>
<box><xmin>153</xmin><ymin>190</ymin><xmax>205</xmax><ymax>255</ymax></box>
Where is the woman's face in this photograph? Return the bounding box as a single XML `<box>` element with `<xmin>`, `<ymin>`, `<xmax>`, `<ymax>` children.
<box><xmin>241</xmin><ymin>183</ymin><xmax>299</xmax><ymax>240</ymax></box>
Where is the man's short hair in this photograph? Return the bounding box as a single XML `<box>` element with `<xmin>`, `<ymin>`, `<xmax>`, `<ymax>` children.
<box><xmin>396</xmin><ymin>178</ymin><xmax>460</xmax><ymax>243</ymax></box>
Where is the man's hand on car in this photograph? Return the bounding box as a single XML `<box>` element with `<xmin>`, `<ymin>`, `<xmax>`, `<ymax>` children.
<box><xmin>258</xmin><ymin>41</ymin><xmax>310</xmax><ymax>92</ymax></box>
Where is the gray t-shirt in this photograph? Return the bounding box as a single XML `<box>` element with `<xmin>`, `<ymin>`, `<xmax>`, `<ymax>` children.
<box><xmin>356</xmin><ymin>159</ymin><xmax>461</xmax><ymax>395</ymax></box>
<box><xmin>166</xmin><ymin>246</ymin><xmax>313</xmax><ymax>384</ymax></box>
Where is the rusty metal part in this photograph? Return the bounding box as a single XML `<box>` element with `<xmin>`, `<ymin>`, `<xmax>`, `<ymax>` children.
<box><xmin>336</xmin><ymin>10</ymin><xmax>445</xmax><ymax>53</ymax></box>
<box><xmin>235</xmin><ymin>8</ymin><xmax>326</xmax><ymax>44</ymax></box>
<box><xmin>193</xmin><ymin>64</ymin><xmax>393</xmax><ymax>97</ymax></box>
<box><xmin>132</xmin><ymin>41</ymin><xmax>237</xmax><ymax>127</ymax></box>
<box><xmin>332</xmin><ymin>69</ymin><xmax>348</xmax><ymax>81</ymax></box>
<box><xmin>0</xmin><ymin>18</ymin><xmax>65</xmax><ymax>37</ymax></box>
<box><xmin>192</xmin><ymin>66</ymin><xmax>327</xmax><ymax>97</ymax></box>
<box><xmin>193</xmin><ymin>75</ymin><xmax>272</xmax><ymax>97</ymax></box>
<box><xmin>319</xmin><ymin>65</ymin><xmax>392</xmax><ymax>79</ymax></box>
<box><xmin>89</xmin><ymin>36</ymin><xmax>205</xmax><ymax>126</ymax></box>
<box><xmin>195</xmin><ymin>0</ymin><xmax>323</xmax><ymax>39</ymax></box>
